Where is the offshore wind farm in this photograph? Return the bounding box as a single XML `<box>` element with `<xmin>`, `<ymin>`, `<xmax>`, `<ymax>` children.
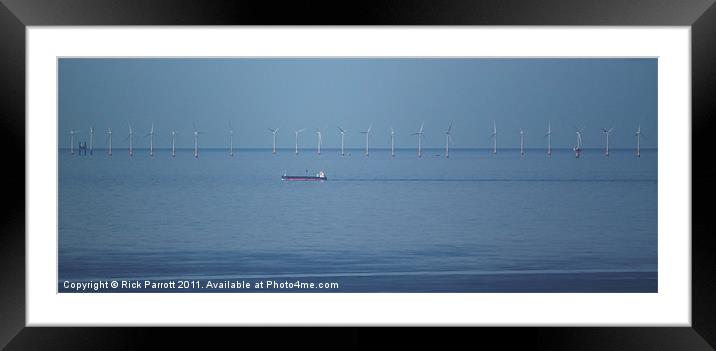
<box><xmin>65</xmin><ymin>122</ymin><xmax>648</xmax><ymax>160</ymax></box>
<box><xmin>58</xmin><ymin>58</ymin><xmax>657</xmax><ymax>292</ymax></box>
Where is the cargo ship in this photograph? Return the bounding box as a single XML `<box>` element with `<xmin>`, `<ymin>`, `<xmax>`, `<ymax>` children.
<box><xmin>282</xmin><ymin>170</ymin><xmax>327</xmax><ymax>181</ymax></box>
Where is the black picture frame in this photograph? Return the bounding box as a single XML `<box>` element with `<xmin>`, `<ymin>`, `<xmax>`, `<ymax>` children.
<box><xmin>1</xmin><ymin>0</ymin><xmax>714</xmax><ymax>349</ymax></box>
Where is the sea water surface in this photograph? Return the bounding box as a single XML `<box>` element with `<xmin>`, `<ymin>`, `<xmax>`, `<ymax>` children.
<box><xmin>58</xmin><ymin>148</ymin><xmax>657</xmax><ymax>292</ymax></box>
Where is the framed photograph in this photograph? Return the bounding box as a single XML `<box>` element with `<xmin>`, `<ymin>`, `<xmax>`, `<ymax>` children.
<box><xmin>2</xmin><ymin>0</ymin><xmax>714</xmax><ymax>348</ymax></box>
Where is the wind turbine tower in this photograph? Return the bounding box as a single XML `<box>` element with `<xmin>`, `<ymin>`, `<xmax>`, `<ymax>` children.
<box><xmin>268</xmin><ymin>128</ymin><xmax>279</xmax><ymax>154</ymax></box>
<box><xmin>89</xmin><ymin>127</ymin><xmax>94</xmax><ymax>155</ymax></box>
<box><xmin>491</xmin><ymin>121</ymin><xmax>497</xmax><ymax>155</ymax></box>
<box><xmin>127</xmin><ymin>122</ymin><xmax>134</xmax><ymax>157</ymax></box>
<box><xmin>390</xmin><ymin>127</ymin><xmax>396</xmax><ymax>158</ymax></box>
<box><xmin>106</xmin><ymin>128</ymin><xmax>112</xmax><ymax>156</ymax></box>
<box><xmin>546</xmin><ymin>122</ymin><xmax>552</xmax><ymax>157</ymax></box>
<box><xmin>338</xmin><ymin>127</ymin><xmax>347</xmax><ymax>156</ymax></box>
<box><xmin>519</xmin><ymin>129</ymin><xmax>525</xmax><ymax>156</ymax></box>
<box><xmin>145</xmin><ymin>123</ymin><xmax>155</xmax><ymax>157</ymax></box>
<box><xmin>69</xmin><ymin>129</ymin><xmax>80</xmax><ymax>155</ymax></box>
<box><xmin>574</xmin><ymin>128</ymin><xmax>584</xmax><ymax>158</ymax></box>
<box><xmin>170</xmin><ymin>130</ymin><xmax>177</xmax><ymax>158</ymax></box>
<box><xmin>228</xmin><ymin>122</ymin><xmax>234</xmax><ymax>157</ymax></box>
<box><xmin>601</xmin><ymin>127</ymin><xmax>613</xmax><ymax>157</ymax></box>
<box><xmin>635</xmin><ymin>124</ymin><xmax>642</xmax><ymax>157</ymax></box>
<box><xmin>314</xmin><ymin>129</ymin><xmax>323</xmax><ymax>155</ymax></box>
<box><xmin>294</xmin><ymin>129</ymin><xmax>305</xmax><ymax>155</ymax></box>
<box><xmin>192</xmin><ymin>123</ymin><xmax>203</xmax><ymax>158</ymax></box>
<box><xmin>411</xmin><ymin>122</ymin><xmax>425</xmax><ymax>157</ymax></box>
<box><xmin>360</xmin><ymin>124</ymin><xmax>372</xmax><ymax>157</ymax></box>
<box><xmin>444</xmin><ymin>123</ymin><xmax>453</xmax><ymax>158</ymax></box>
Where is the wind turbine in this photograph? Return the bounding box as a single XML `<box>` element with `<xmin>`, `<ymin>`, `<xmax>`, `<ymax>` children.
<box><xmin>444</xmin><ymin>123</ymin><xmax>453</xmax><ymax>158</ymax></box>
<box><xmin>519</xmin><ymin>129</ymin><xmax>526</xmax><ymax>156</ymax></box>
<box><xmin>106</xmin><ymin>128</ymin><xmax>112</xmax><ymax>156</ymax></box>
<box><xmin>89</xmin><ymin>126</ymin><xmax>94</xmax><ymax>155</ymax></box>
<box><xmin>635</xmin><ymin>124</ymin><xmax>642</xmax><ymax>157</ymax></box>
<box><xmin>127</xmin><ymin>122</ymin><xmax>134</xmax><ymax>157</ymax></box>
<box><xmin>294</xmin><ymin>128</ymin><xmax>305</xmax><ymax>155</ymax></box>
<box><xmin>170</xmin><ymin>130</ymin><xmax>177</xmax><ymax>158</ymax></box>
<box><xmin>338</xmin><ymin>127</ymin><xmax>347</xmax><ymax>156</ymax></box>
<box><xmin>601</xmin><ymin>127</ymin><xmax>613</xmax><ymax>157</ymax></box>
<box><xmin>268</xmin><ymin>128</ymin><xmax>279</xmax><ymax>154</ymax></box>
<box><xmin>490</xmin><ymin>121</ymin><xmax>497</xmax><ymax>155</ymax></box>
<box><xmin>545</xmin><ymin>122</ymin><xmax>552</xmax><ymax>157</ymax></box>
<box><xmin>411</xmin><ymin>122</ymin><xmax>425</xmax><ymax>157</ymax></box>
<box><xmin>69</xmin><ymin>129</ymin><xmax>80</xmax><ymax>155</ymax></box>
<box><xmin>228</xmin><ymin>122</ymin><xmax>234</xmax><ymax>157</ymax></box>
<box><xmin>360</xmin><ymin>123</ymin><xmax>372</xmax><ymax>157</ymax></box>
<box><xmin>390</xmin><ymin>127</ymin><xmax>396</xmax><ymax>158</ymax></box>
<box><xmin>144</xmin><ymin>123</ymin><xmax>155</xmax><ymax>157</ymax></box>
<box><xmin>192</xmin><ymin>123</ymin><xmax>204</xmax><ymax>158</ymax></box>
<box><xmin>314</xmin><ymin>129</ymin><xmax>323</xmax><ymax>155</ymax></box>
<box><xmin>574</xmin><ymin>127</ymin><xmax>584</xmax><ymax>158</ymax></box>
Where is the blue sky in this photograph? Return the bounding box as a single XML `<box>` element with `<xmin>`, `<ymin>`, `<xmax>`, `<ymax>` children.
<box><xmin>58</xmin><ymin>58</ymin><xmax>657</xmax><ymax>149</ymax></box>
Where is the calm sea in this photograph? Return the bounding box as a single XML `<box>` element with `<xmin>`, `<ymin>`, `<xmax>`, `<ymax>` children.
<box><xmin>58</xmin><ymin>148</ymin><xmax>657</xmax><ymax>292</ymax></box>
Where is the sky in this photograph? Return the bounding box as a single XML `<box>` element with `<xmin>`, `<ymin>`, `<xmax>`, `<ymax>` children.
<box><xmin>58</xmin><ymin>58</ymin><xmax>657</xmax><ymax>149</ymax></box>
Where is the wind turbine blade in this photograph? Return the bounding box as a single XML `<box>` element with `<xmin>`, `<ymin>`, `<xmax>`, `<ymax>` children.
<box><xmin>419</xmin><ymin>122</ymin><xmax>424</xmax><ymax>134</ymax></box>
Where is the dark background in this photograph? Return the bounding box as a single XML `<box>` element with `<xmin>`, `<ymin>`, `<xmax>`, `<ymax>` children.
<box><xmin>1</xmin><ymin>0</ymin><xmax>714</xmax><ymax>349</ymax></box>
